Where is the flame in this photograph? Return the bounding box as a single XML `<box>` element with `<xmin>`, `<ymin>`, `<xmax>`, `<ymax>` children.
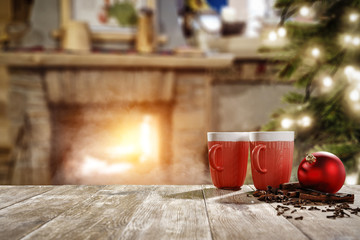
<box><xmin>107</xmin><ymin>145</ymin><xmax>136</xmax><ymax>157</ymax></box>
<box><xmin>106</xmin><ymin>115</ymin><xmax>158</xmax><ymax>162</ymax></box>
<box><xmin>81</xmin><ymin>155</ymin><xmax>133</xmax><ymax>175</ymax></box>
<box><xmin>140</xmin><ymin>115</ymin><xmax>153</xmax><ymax>161</ymax></box>
<box><xmin>79</xmin><ymin>114</ymin><xmax>159</xmax><ymax>177</ymax></box>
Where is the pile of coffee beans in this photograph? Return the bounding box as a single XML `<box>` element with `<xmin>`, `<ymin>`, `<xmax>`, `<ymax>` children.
<box><xmin>250</xmin><ymin>183</ymin><xmax>358</xmax><ymax>220</ymax></box>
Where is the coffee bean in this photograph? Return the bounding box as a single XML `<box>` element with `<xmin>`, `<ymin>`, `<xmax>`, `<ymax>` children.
<box><xmin>253</xmin><ymin>183</ymin><xmax>356</xmax><ymax>220</ymax></box>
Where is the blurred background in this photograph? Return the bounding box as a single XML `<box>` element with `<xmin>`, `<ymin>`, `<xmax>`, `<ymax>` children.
<box><xmin>0</xmin><ymin>0</ymin><xmax>359</xmax><ymax>185</ymax></box>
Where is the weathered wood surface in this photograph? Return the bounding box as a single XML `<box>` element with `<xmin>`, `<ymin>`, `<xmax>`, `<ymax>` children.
<box><xmin>203</xmin><ymin>185</ymin><xmax>308</xmax><ymax>240</ymax></box>
<box><xmin>264</xmin><ymin>185</ymin><xmax>360</xmax><ymax>240</ymax></box>
<box><xmin>23</xmin><ymin>185</ymin><xmax>156</xmax><ymax>240</ymax></box>
<box><xmin>0</xmin><ymin>185</ymin><xmax>103</xmax><ymax>239</ymax></box>
<box><xmin>0</xmin><ymin>186</ymin><xmax>53</xmax><ymax>210</ymax></box>
<box><xmin>0</xmin><ymin>185</ymin><xmax>358</xmax><ymax>240</ymax></box>
<box><xmin>249</xmin><ymin>185</ymin><xmax>360</xmax><ymax>240</ymax></box>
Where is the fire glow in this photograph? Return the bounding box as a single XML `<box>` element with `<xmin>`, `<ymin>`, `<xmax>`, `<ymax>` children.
<box><xmin>79</xmin><ymin>115</ymin><xmax>159</xmax><ymax>176</ymax></box>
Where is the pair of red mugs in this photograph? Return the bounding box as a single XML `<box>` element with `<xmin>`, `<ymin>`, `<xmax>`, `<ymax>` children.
<box><xmin>208</xmin><ymin>131</ymin><xmax>294</xmax><ymax>190</ymax></box>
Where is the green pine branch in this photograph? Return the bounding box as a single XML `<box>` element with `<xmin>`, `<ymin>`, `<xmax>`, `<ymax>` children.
<box><xmin>264</xmin><ymin>0</ymin><xmax>360</xmax><ymax>167</ymax></box>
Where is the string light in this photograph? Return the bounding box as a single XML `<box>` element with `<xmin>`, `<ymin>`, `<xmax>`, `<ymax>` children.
<box><xmin>300</xmin><ymin>6</ymin><xmax>310</xmax><ymax>17</ymax></box>
<box><xmin>344</xmin><ymin>66</ymin><xmax>360</xmax><ymax>83</ymax></box>
<box><xmin>353</xmin><ymin>37</ymin><xmax>360</xmax><ymax>46</ymax></box>
<box><xmin>277</xmin><ymin>27</ymin><xmax>287</xmax><ymax>37</ymax></box>
<box><xmin>349</xmin><ymin>13</ymin><xmax>359</xmax><ymax>22</ymax></box>
<box><xmin>344</xmin><ymin>35</ymin><xmax>352</xmax><ymax>44</ymax></box>
<box><xmin>281</xmin><ymin>118</ymin><xmax>293</xmax><ymax>129</ymax></box>
<box><xmin>353</xmin><ymin>103</ymin><xmax>360</xmax><ymax>112</ymax></box>
<box><xmin>345</xmin><ymin>66</ymin><xmax>355</xmax><ymax>76</ymax></box>
<box><xmin>268</xmin><ymin>31</ymin><xmax>277</xmax><ymax>41</ymax></box>
<box><xmin>353</xmin><ymin>71</ymin><xmax>360</xmax><ymax>82</ymax></box>
<box><xmin>322</xmin><ymin>76</ymin><xmax>333</xmax><ymax>87</ymax></box>
<box><xmin>298</xmin><ymin>116</ymin><xmax>312</xmax><ymax>128</ymax></box>
<box><xmin>311</xmin><ymin>47</ymin><xmax>320</xmax><ymax>58</ymax></box>
<box><xmin>349</xmin><ymin>89</ymin><xmax>360</xmax><ymax>102</ymax></box>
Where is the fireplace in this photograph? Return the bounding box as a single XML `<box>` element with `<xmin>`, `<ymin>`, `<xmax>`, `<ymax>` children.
<box><xmin>50</xmin><ymin>103</ymin><xmax>172</xmax><ymax>184</ymax></box>
<box><xmin>7</xmin><ymin>62</ymin><xmax>215</xmax><ymax>185</ymax></box>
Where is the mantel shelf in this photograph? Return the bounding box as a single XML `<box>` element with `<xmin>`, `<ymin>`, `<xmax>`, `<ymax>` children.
<box><xmin>0</xmin><ymin>52</ymin><xmax>234</xmax><ymax>69</ymax></box>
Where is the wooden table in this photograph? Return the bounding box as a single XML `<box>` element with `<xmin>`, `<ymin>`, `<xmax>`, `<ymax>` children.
<box><xmin>0</xmin><ymin>185</ymin><xmax>359</xmax><ymax>239</ymax></box>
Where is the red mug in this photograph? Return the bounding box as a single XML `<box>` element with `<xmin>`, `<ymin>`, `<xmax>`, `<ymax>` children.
<box><xmin>207</xmin><ymin>132</ymin><xmax>249</xmax><ymax>190</ymax></box>
<box><xmin>250</xmin><ymin>131</ymin><xmax>294</xmax><ymax>190</ymax></box>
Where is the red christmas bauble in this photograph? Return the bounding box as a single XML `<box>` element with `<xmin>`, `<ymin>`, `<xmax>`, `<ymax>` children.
<box><xmin>297</xmin><ymin>151</ymin><xmax>346</xmax><ymax>193</ymax></box>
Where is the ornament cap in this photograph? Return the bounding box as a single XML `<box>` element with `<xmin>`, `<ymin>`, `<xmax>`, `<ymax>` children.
<box><xmin>306</xmin><ymin>153</ymin><xmax>316</xmax><ymax>164</ymax></box>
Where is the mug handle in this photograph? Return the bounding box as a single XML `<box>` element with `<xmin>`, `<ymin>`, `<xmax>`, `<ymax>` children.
<box><xmin>252</xmin><ymin>144</ymin><xmax>267</xmax><ymax>174</ymax></box>
<box><xmin>208</xmin><ymin>144</ymin><xmax>224</xmax><ymax>172</ymax></box>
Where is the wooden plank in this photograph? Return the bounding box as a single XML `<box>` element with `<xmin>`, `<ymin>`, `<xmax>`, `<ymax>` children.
<box><xmin>203</xmin><ymin>185</ymin><xmax>308</xmax><ymax>240</ymax></box>
<box><xmin>251</xmin><ymin>185</ymin><xmax>360</xmax><ymax>240</ymax></box>
<box><xmin>0</xmin><ymin>53</ymin><xmax>233</xmax><ymax>69</ymax></box>
<box><xmin>120</xmin><ymin>185</ymin><xmax>212</xmax><ymax>240</ymax></box>
<box><xmin>345</xmin><ymin>184</ymin><xmax>360</xmax><ymax>194</ymax></box>
<box><xmin>22</xmin><ymin>185</ymin><xmax>156</xmax><ymax>239</ymax></box>
<box><xmin>0</xmin><ymin>185</ymin><xmax>103</xmax><ymax>239</ymax></box>
<box><xmin>290</xmin><ymin>185</ymin><xmax>360</xmax><ymax>240</ymax></box>
<box><xmin>23</xmin><ymin>185</ymin><xmax>211</xmax><ymax>240</ymax></box>
<box><xmin>0</xmin><ymin>186</ymin><xmax>53</xmax><ymax>210</ymax></box>
<box><xmin>0</xmin><ymin>185</ymin><xmax>358</xmax><ymax>239</ymax></box>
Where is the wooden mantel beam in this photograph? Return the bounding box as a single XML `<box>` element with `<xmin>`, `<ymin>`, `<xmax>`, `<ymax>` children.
<box><xmin>0</xmin><ymin>52</ymin><xmax>234</xmax><ymax>69</ymax></box>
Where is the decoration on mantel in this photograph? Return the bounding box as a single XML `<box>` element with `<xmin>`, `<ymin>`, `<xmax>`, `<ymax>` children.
<box><xmin>61</xmin><ymin>21</ymin><xmax>92</xmax><ymax>52</ymax></box>
<box><xmin>0</xmin><ymin>0</ymin><xmax>33</xmax><ymax>49</ymax></box>
<box><xmin>181</xmin><ymin>0</ymin><xmax>221</xmax><ymax>52</ymax></box>
<box><xmin>98</xmin><ymin>0</ymin><xmax>138</xmax><ymax>27</ymax></box>
<box><xmin>220</xmin><ymin>6</ymin><xmax>246</xmax><ymax>37</ymax></box>
<box><xmin>261</xmin><ymin>0</ymin><xmax>360</xmax><ymax>182</ymax></box>
<box><xmin>136</xmin><ymin>6</ymin><xmax>156</xmax><ymax>53</ymax></box>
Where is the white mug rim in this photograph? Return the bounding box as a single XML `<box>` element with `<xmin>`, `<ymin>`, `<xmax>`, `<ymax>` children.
<box><xmin>208</xmin><ymin>132</ymin><xmax>249</xmax><ymax>142</ymax></box>
<box><xmin>249</xmin><ymin>131</ymin><xmax>294</xmax><ymax>142</ymax></box>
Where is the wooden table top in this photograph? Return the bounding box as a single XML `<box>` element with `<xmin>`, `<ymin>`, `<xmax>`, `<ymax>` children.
<box><xmin>0</xmin><ymin>185</ymin><xmax>359</xmax><ymax>239</ymax></box>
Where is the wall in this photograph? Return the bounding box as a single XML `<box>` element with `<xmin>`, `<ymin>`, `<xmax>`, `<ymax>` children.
<box><xmin>212</xmin><ymin>83</ymin><xmax>294</xmax><ymax>131</ymax></box>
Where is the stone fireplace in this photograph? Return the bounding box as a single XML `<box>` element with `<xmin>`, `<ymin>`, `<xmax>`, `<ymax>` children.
<box><xmin>4</xmin><ymin>53</ymin><xmax>232</xmax><ymax>185</ymax></box>
<box><xmin>50</xmin><ymin>103</ymin><xmax>171</xmax><ymax>184</ymax></box>
<box><xmin>46</xmin><ymin>69</ymin><xmax>174</xmax><ymax>184</ymax></box>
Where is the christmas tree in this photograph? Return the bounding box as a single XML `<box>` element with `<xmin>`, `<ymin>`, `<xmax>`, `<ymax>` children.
<box><xmin>262</xmin><ymin>0</ymin><xmax>360</xmax><ymax>181</ymax></box>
